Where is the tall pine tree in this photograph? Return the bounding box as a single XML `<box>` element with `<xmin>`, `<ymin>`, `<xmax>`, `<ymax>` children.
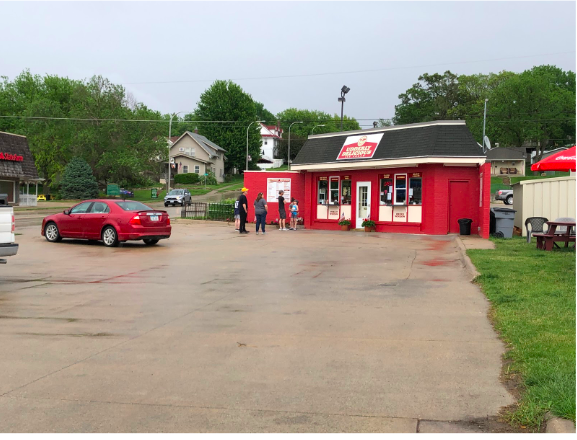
<box><xmin>60</xmin><ymin>157</ymin><xmax>99</xmax><ymax>200</ymax></box>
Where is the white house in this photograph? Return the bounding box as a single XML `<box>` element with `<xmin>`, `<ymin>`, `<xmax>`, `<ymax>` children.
<box><xmin>258</xmin><ymin>123</ymin><xmax>284</xmax><ymax>169</ymax></box>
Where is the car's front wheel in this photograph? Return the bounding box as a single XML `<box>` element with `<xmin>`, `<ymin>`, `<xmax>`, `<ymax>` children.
<box><xmin>44</xmin><ymin>222</ymin><xmax>62</xmax><ymax>242</ymax></box>
<box><xmin>506</xmin><ymin>195</ymin><xmax>513</xmax><ymax>205</ymax></box>
<box><xmin>143</xmin><ymin>239</ymin><xmax>159</xmax><ymax>245</ymax></box>
<box><xmin>102</xmin><ymin>226</ymin><xmax>119</xmax><ymax>247</ymax></box>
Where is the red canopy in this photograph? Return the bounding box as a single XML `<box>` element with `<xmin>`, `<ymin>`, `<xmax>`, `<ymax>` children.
<box><xmin>531</xmin><ymin>146</ymin><xmax>576</xmax><ymax>172</ymax></box>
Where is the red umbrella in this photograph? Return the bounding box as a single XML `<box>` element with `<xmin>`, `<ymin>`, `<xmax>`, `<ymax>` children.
<box><xmin>531</xmin><ymin>146</ymin><xmax>576</xmax><ymax>172</ymax></box>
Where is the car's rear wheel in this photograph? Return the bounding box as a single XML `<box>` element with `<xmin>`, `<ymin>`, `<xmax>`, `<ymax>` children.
<box><xmin>102</xmin><ymin>226</ymin><xmax>119</xmax><ymax>247</ymax></box>
<box><xmin>44</xmin><ymin>222</ymin><xmax>62</xmax><ymax>242</ymax></box>
<box><xmin>506</xmin><ymin>195</ymin><xmax>513</xmax><ymax>205</ymax></box>
<box><xmin>143</xmin><ymin>239</ymin><xmax>159</xmax><ymax>245</ymax></box>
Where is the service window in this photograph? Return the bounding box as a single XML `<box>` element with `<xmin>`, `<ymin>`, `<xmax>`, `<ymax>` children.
<box><xmin>318</xmin><ymin>178</ymin><xmax>328</xmax><ymax>204</ymax></box>
<box><xmin>380</xmin><ymin>177</ymin><xmax>393</xmax><ymax>205</ymax></box>
<box><xmin>409</xmin><ymin>177</ymin><xmax>422</xmax><ymax>205</ymax></box>
<box><xmin>394</xmin><ymin>175</ymin><xmax>407</xmax><ymax>205</ymax></box>
<box><xmin>329</xmin><ymin>177</ymin><xmax>339</xmax><ymax>205</ymax></box>
<box><xmin>341</xmin><ymin>179</ymin><xmax>351</xmax><ymax>205</ymax></box>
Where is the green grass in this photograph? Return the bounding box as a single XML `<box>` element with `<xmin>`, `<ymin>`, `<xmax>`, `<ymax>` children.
<box><xmin>468</xmin><ymin>237</ymin><xmax>575</xmax><ymax>429</ymax></box>
<box><xmin>491</xmin><ymin>177</ymin><xmax>512</xmax><ymax>194</ymax></box>
<box><xmin>266</xmin><ymin>165</ymin><xmax>289</xmax><ymax>171</ymax></box>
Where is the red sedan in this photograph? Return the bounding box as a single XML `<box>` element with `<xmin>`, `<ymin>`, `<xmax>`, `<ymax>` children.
<box><xmin>41</xmin><ymin>200</ymin><xmax>171</xmax><ymax>247</ymax></box>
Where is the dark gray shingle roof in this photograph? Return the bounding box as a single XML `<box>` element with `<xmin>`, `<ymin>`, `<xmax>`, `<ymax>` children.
<box><xmin>486</xmin><ymin>147</ymin><xmax>527</xmax><ymax>160</ymax></box>
<box><xmin>0</xmin><ymin>132</ymin><xmax>39</xmax><ymax>179</ymax></box>
<box><xmin>293</xmin><ymin>121</ymin><xmax>484</xmax><ymax>165</ymax></box>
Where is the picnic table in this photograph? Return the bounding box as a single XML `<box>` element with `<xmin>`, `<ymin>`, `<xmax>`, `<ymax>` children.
<box><xmin>533</xmin><ymin>221</ymin><xmax>576</xmax><ymax>251</ymax></box>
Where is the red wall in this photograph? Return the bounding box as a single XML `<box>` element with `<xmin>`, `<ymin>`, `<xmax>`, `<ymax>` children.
<box><xmin>242</xmin><ymin>171</ymin><xmax>306</xmax><ymax>222</ymax></box>
<box><xmin>244</xmin><ymin>165</ymin><xmax>490</xmax><ymax>237</ymax></box>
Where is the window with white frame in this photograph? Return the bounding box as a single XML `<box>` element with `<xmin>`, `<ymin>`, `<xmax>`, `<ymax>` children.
<box><xmin>394</xmin><ymin>174</ymin><xmax>407</xmax><ymax>205</ymax></box>
<box><xmin>318</xmin><ymin>178</ymin><xmax>328</xmax><ymax>204</ymax></box>
<box><xmin>183</xmin><ymin>165</ymin><xmax>189</xmax><ymax>173</ymax></box>
<box><xmin>329</xmin><ymin>177</ymin><xmax>339</xmax><ymax>205</ymax></box>
<box><xmin>194</xmin><ymin>165</ymin><xmax>200</xmax><ymax>174</ymax></box>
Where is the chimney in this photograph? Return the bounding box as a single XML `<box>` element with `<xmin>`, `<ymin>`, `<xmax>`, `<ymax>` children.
<box><xmin>194</xmin><ymin>127</ymin><xmax>199</xmax><ymax>134</ymax></box>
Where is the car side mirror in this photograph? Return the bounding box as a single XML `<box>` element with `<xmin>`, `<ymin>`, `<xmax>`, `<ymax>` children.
<box><xmin>63</xmin><ymin>209</ymin><xmax>70</xmax><ymax>215</ymax></box>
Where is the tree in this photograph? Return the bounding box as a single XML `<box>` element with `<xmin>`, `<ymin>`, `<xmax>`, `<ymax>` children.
<box><xmin>255</xmin><ymin>101</ymin><xmax>276</xmax><ymax>124</ymax></box>
<box><xmin>275</xmin><ymin>108</ymin><xmax>361</xmax><ymax>161</ymax></box>
<box><xmin>393</xmin><ymin>71</ymin><xmax>460</xmax><ymax>125</ymax></box>
<box><xmin>488</xmin><ymin>65</ymin><xmax>576</xmax><ymax>159</ymax></box>
<box><xmin>60</xmin><ymin>157</ymin><xmax>99</xmax><ymax>199</ymax></box>
<box><xmin>193</xmin><ymin>80</ymin><xmax>261</xmax><ymax>171</ymax></box>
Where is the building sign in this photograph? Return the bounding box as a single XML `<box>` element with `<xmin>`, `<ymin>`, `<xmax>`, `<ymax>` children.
<box><xmin>267</xmin><ymin>178</ymin><xmax>291</xmax><ymax>202</ymax></box>
<box><xmin>0</xmin><ymin>153</ymin><xmax>24</xmax><ymax>162</ymax></box>
<box><xmin>337</xmin><ymin>133</ymin><xmax>384</xmax><ymax>160</ymax></box>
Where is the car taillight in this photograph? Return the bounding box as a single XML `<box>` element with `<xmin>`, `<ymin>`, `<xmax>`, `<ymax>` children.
<box><xmin>166</xmin><ymin>216</ymin><xmax>171</xmax><ymax>225</ymax></box>
<box><xmin>11</xmin><ymin>214</ymin><xmax>15</xmax><ymax>233</ymax></box>
<box><xmin>129</xmin><ymin>215</ymin><xmax>141</xmax><ymax>225</ymax></box>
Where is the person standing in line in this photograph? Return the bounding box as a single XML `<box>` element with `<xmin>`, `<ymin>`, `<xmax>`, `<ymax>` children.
<box><xmin>289</xmin><ymin>198</ymin><xmax>299</xmax><ymax>230</ymax></box>
<box><xmin>277</xmin><ymin>190</ymin><xmax>287</xmax><ymax>231</ymax></box>
<box><xmin>238</xmin><ymin>187</ymin><xmax>249</xmax><ymax>234</ymax></box>
<box><xmin>254</xmin><ymin>192</ymin><xmax>268</xmax><ymax>235</ymax></box>
<box><xmin>234</xmin><ymin>190</ymin><xmax>241</xmax><ymax>231</ymax></box>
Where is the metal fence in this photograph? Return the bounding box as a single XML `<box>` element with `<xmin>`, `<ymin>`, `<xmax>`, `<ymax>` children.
<box><xmin>181</xmin><ymin>202</ymin><xmax>235</xmax><ymax>221</ymax></box>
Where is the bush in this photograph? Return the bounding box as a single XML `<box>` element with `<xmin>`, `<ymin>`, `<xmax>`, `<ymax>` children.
<box><xmin>175</xmin><ymin>173</ymin><xmax>200</xmax><ymax>184</ymax></box>
<box><xmin>205</xmin><ymin>170</ymin><xmax>217</xmax><ymax>185</ymax></box>
<box><xmin>60</xmin><ymin>157</ymin><xmax>99</xmax><ymax>200</ymax></box>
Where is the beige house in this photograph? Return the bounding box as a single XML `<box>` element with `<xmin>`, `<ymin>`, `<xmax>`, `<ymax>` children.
<box><xmin>169</xmin><ymin>131</ymin><xmax>227</xmax><ymax>183</ymax></box>
<box><xmin>486</xmin><ymin>147</ymin><xmax>527</xmax><ymax>176</ymax></box>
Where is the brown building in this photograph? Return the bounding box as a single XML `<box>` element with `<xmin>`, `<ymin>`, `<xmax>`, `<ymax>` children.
<box><xmin>0</xmin><ymin>132</ymin><xmax>41</xmax><ymax>204</ymax></box>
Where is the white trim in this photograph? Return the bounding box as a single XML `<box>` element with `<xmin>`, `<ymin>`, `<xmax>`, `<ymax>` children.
<box><xmin>291</xmin><ymin>157</ymin><xmax>485</xmax><ymax>171</ymax></box>
<box><xmin>308</xmin><ymin>120</ymin><xmax>465</xmax><ymax>140</ymax></box>
<box><xmin>329</xmin><ymin>175</ymin><xmax>340</xmax><ymax>205</ymax></box>
<box><xmin>356</xmin><ymin>181</ymin><xmax>371</xmax><ymax>229</ymax></box>
<box><xmin>394</xmin><ymin>174</ymin><xmax>408</xmax><ymax>206</ymax></box>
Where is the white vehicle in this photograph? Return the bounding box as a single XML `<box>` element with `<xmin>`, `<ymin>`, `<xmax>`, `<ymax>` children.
<box><xmin>0</xmin><ymin>205</ymin><xmax>18</xmax><ymax>264</ymax></box>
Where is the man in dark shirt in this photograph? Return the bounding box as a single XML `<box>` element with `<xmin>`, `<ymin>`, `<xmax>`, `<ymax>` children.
<box><xmin>238</xmin><ymin>187</ymin><xmax>249</xmax><ymax>234</ymax></box>
<box><xmin>278</xmin><ymin>190</ymin><xmax>287</xmax><ymax>231</ymax></box>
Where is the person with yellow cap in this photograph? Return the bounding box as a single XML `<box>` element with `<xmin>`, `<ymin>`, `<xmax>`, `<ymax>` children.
<box><xmin>238</xmin><ymin>187</ymin><xmax>249</xmax><ymax>234</ymax></box>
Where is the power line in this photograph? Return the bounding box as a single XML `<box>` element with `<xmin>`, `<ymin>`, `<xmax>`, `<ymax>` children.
<box><xmin>124</xmin><ymin>51</ymin><xmax>575</xmax><ymax>85</ymax></box>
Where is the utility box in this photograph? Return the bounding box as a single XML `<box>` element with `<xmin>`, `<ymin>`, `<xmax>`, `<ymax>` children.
<box><xmin>491</xmin><ymin>207</ymin><xmax>516</xmax><ymax>238</ymax></box>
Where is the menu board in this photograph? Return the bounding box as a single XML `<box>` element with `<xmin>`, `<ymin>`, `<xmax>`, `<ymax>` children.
<box><xmin>267</xmin><ymin>178</ymin><xmax>291</xmax><ymax>202</ymax></box>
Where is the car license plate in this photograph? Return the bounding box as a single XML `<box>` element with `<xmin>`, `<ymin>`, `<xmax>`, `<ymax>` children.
<box><xmin>150</xmin><ymin>215</ymin><xmax>159</xmax><ymax>221</ymax></box>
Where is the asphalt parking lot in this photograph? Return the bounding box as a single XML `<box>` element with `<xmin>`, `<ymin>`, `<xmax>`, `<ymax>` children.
<box><xmin>0</xmin><ymin>221</ymin><xmax>514</xmax><ymax>432</ymax></box>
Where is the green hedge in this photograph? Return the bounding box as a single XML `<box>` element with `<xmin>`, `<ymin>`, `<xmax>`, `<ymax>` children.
<box><xmin>175</xmin><ymin>173</ymin><xmax>200</xmax><ymax>184</ymax></box>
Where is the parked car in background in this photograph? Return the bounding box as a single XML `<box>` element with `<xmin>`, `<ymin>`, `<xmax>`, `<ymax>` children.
<box><xmin>41</xmin><ymin>200</ymin><xmax>171</xmax><ymax>247</ymax></box>
<box><xmin>0</xmin><ymin>205</ymin><xmax>18</xmax><ymax>263</ymax></box>
<box><xmin>37</xmin><ymin>194</ymin><xmax>46</xmax><ymax>201</ymax></box>
<box><xmin>164</xmin><ymin>189</ymin><xmax>191</xmax><ymax>207</ymax></box>
<box><xmin>495</xmin><ymin>189</ymin><xmax>513</xmax><ymax>205</ymax></box>
<box><xmin>120</xmin><ymin>188</ymin><xmax>134</xmax><ymax>198</ymax></box>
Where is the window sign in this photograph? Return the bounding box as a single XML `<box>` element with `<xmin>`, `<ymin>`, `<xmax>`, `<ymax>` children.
<box><xmin>329</xmin><ymin>177</ymin><xmax>339</xmax><ymax>205</ymax></box>
<box><xmin>341</xmin><ymin>179</ymin><xmax>351</xmax><ymax>205</ymax></box>
<box><xmin>380</xmin><ymin>178</ymin><xmax>393</xmax><ymax>206</ymax></box>
<box><xmin>394</xmin><ymin>175</ymin><xmax>407</xmax><ymax>205</ymax></box>
<box><xmin>409</xmin><ymin>177</ymin><xmax>422</xmax><ymax>205</ymax></box>
<box><xmin>318</xmin><ymin>179</ymin><xmax>328</xmax><ymax>204</ymax></box>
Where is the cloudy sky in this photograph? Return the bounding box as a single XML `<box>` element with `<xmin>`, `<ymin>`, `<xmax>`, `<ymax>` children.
<box><xmin>1</xmin><ymin>1</ymin><xmax>575</xmax><ymax>126</ymax></box>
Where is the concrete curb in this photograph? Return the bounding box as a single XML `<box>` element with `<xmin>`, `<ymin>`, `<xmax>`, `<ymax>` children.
<box><xmin>455</xmin><ymin>236</ymin><xmax>480</xmax><ymax>280</ymax></box>
<box><xmin>545</xmin><ymin>412</ymin><xmax>576</xmax><ymax>433</ymax></box>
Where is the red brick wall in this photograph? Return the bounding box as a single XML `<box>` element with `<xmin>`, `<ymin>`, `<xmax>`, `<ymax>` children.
<box><xmin>478</xmin><ymin>163</ymin><xmax>491</xmax><ymax>238</ymax></box>
<box><xmin>242</xmin><ymin>171</ymin><xmax>306</xmax><ymax>223</ymax></box>
<box><xmin>244</xmin><ymin>165</ymin><xmax>488</xmax><ymax>237</ymax></box>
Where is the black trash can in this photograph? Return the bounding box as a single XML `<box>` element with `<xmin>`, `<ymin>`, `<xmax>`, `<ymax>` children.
<box><xmin>458</xmin><ymin>218</ymin><xmax>473</xmax><ymax>235</ymax></box>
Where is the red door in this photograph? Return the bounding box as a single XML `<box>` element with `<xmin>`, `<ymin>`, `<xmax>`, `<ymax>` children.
<box><xmin>448</xmin><ymin>181</ymin><xmax>472</xmax><ymax>233</ymax></box>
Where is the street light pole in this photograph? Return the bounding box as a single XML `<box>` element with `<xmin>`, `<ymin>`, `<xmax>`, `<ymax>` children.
<box><xmin>246</xmin><ymin>120</ymin><xmax>264</xmax><ymax>171</ymax></box>
<box><xmin>288</xmin><ymin>121</ymin><xmax>303</xmax><ymax>171</ymax></box>
<box><xmin>168</xmin><ymin>111</ymin><xmax>183</xmax><ymax>193</ymax></box>
<box><xmin>338</xmin><ymin>85</ymin><xmax>350</xmax><ymax>131</ymax></box>
<box><xmin>311</xmin><ymin>124</ymin><xmax>325</xmax><ymax>135</ymax></box>
<box><xmin>482</xmin><ymin>98</ymin><xmax>488</xmax><ymax>151</ymax></box>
